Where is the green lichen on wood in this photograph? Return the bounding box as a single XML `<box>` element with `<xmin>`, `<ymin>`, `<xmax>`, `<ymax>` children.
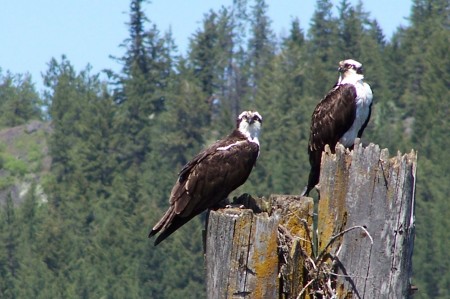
<box><xmin>228</xmin><ymin>208</ymin><xmax>253</xmax><ymax>297</ymax></box>
<box><xmin>272</xmin><ymin>195</ymin><xmax>314</xmax><ymax>298</ymax></box>
<box><xmin>272</xmin><ymin>195</ymin><xmax>314</xmax><ymax>251</ymax></box>
<box><xmin>251</xmin><ymin>215</ymin><xmax>279</xmax><ymax>298</ymax></box>
<box><xmin>315</xmin><ymin>142</ymin><xmax>417</xmax><ymax>298</ymax></box>
<box><xmin>317</xmin><ymin>144</ymin><xmax>350</xmax><ymax>252</ymax></box>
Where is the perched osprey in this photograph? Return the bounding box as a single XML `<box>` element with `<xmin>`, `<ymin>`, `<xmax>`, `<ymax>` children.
<box><xmin>302</xmin><ymin>59</ymin><xmax>373</xmax><ymax>196</ymax></box>
<box><xmin>149</xmin><ymin>111</ymin><xmax>262</xmax><ymax>245</ymax></box>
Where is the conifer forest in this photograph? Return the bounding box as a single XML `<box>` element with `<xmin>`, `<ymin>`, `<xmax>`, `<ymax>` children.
<box><xmin>0</xmin><ymin>0</ymin><xmax>449</xmax><ymax>298</ymax></box>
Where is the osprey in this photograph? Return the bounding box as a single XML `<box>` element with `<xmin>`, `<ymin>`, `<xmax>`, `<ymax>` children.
<box><xmin>149</xmin><ymin>110</ymin><xmax>262</xmax><ymax>245</ymax></box>
<box><xmin>302</xmin><ymin>59</ymin><xmax>373</xmax><ymax>196</ymax></box>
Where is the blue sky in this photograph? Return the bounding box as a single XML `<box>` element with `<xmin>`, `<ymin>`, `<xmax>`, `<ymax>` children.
<box><xmin>0</xmin><ymin>1</ymin><xmax>411</xmax><ymax>92</ymax></box>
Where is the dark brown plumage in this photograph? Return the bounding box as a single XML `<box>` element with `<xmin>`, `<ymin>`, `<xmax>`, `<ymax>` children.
<box><xmin>149</xmin><ymin>111</ymin><xmax>262</xmax><ymax>245</ymax></box>
<box><xmin>302</xmin><ymin>59</ymin><xmax>373</xmax><ymax>197</ymax></box>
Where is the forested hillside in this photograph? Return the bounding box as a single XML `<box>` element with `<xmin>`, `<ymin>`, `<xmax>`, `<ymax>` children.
<box><xmin>0</xmin><ymin>0</ymin><xmax>448</xmax><ymax>298</ymax></box>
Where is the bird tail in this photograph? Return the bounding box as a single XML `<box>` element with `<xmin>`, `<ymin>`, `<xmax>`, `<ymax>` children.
<box><xmin>148</xmin><ymin>206</ymin><xmax>197</xmax><ymax>246</ymax></box>
<box><xmin>152</xmin><ymin>216</ymin><xmax>196</xmax><ymax>246</ymax></box>
<box><xmin>301</xmin><ymin>150</ymin><xmax>321</xmax><ymax>197</ymax></box>
<box><xmin>301</xmin><ymin>167</ymin><xmax>319</xmax><ymax>197</ymax></box>
<box><xmin>148</xmin><ymin>206</ymin><xmax>174</xmax><ymax>239</ymax></box>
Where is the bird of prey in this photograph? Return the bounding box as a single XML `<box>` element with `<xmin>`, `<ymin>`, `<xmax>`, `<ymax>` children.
<box><xmin>302</xmin><ymin>59</ymin><xmax>373</xmax><ymax>197</ymax></box>
<box><xmin>149</xmin><ymin>110</ymin><xmax>262</xmax><ymax>245</ymax></box>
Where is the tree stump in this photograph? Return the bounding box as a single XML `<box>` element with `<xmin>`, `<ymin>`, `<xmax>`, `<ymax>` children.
<box><xmin>317</xmin><ymin>141</ymin><xmax>416</xmax><ymax>298</ymax></box>
<box><xmin>204</xmin><ymin>141</ymin><xmax>417</xmax><ymax>299</ymax></box>
<box><xmin>205</xmin><ymin>207</ymin><xmax>278</xmax><ymax>298</ymax></box>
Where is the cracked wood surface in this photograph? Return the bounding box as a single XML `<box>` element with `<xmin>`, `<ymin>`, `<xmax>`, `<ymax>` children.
<box><xmin>318</xmin><ymin>140</ymin><xmax>416</xmax><ymax>298</ymax></box>
<box><xmin>205</xmin><ymin>207</ymin><xmax>280</xmax><ymax>299</ymax></box>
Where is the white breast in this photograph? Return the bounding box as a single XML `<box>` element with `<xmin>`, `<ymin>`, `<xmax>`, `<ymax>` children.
<box><xmin>339</xmin><ymin>81</ymin><xmax>373</xmax><ymax>147</ymax></box>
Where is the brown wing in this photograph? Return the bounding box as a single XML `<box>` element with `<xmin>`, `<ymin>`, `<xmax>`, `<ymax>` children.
<box><xmin>309</xmin><ymin>84</ymin><xmax>357</xmax><ymax>153</ymax></box>
<box><xmin>173</xmin><ymin>139</ymin><xmax>258</xmax><ymax>216</ymax></box>
<box><xmin>149</xmin><ymin>136</ymin><xmax>259</xmax><ymax>245</ymax></box>
<box><xmin>302</xmin><ymin>84</ymin><xmax>357</xmax><ymax>196</ymax></box>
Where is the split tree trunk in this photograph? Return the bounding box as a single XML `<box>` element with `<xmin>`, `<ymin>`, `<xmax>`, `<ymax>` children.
<box><xmin>204</xmin><ymin>141</ymin><xmax>417</xmax><ymax>298</ymax></box>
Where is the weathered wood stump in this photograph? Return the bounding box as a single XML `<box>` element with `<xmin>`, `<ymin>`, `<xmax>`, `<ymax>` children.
<box><xmin>204</xmin><ymin>141</ymin><xmax>417</xmax><ymax>299</ymax></box>
<box><xmin>205</xmin><ymin>207</ymin><xmax>280</xmax><ymax>298</ymax></box>
<box><xmin>318</xmin><ymin>141</ymin><xmax>416</xmax><ymax>298</ymax></box>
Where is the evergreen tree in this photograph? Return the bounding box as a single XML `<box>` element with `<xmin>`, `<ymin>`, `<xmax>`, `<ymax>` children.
<box><xmin>394</xmin><ymin>0</ymin><xmax>449</xmax><ymax>116</ymax></box>
<box><xmin>305</xmin><ymin>0</ymin><xmax>340</xmax><ymax>97</ymax></box>
<box><xmin>247</xmin><ymin>18</ymin><xmax>312</xmax><ymax>196</ymax></box>
<box><xmin>77</xmin><ymin>88</ymin><xmax>117</xmax><ymax>198</ymax></box>
<box><xmin>188</xmin><ymin>7</ymin><xmax>241</xmax><ymax>129</ymax></box>
<box><xmin>136</xmin><ymin>59</ymin><xmax>211</xmax><ymax>299</ymax></box>
<box><xmin>43</xmin><ymin>56</ymin><xmax>126</xmax><ymax>297</ymax></box>
<box><xmin>412</xmin><ymin>25</ymin><xmax>450</xmax><ymax>299</ymax></box>
<box><xmin>14</xmin><ymin>184</ymin><xmax>49</xmax><ymax>299</ymax></box>
<box><xmin>108</xmin><ymin>2</ymin><xmax>207</xmax><ymax>298</ymax></box>
<box><xmin>0</xmin><ymin>72</ymin><xmax>42</xmax><ymax>128</ymax></box>
<box><xmin>336</xmin><ymin>0</ymin><xmax>364</xmax><ymax>58</ymax></box>
<box><xmin>355</xmin><ymin>9</ymin><xmax>402</xmax><ymax>151</ymax></box>
<box><xmin>0</xmin><ymin>194</ymin><xmax>20</xmax><ymax>298</ymax></box>
<box><xmin>44</xmin><ymin>57</ymin><xmax>111</xmax><ymax>203</ymax></box>
<box><xmin>189</xmin><ymin>10</ymin><xmax>221</xmax><ymax>97</ymax></box>
<box><xmin>111</xmin><ymin>0</ymin><xmax>173</xmax><ymax>169</ymax></box>
<box><xmin>44</xmin><ymin>56</ymin><xmax>83</xmax><ymax>187</ymax></box>
<box><xmin>247</xmin><ymin>0</ymin><xmax>275</xmax><ymax>99</ymax></box>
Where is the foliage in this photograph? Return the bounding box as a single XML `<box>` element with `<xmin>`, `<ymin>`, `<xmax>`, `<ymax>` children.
<box><xmin>1</xmin><ymin>154</ymin><xmax>28</xmax><ymax>177</ymax></box>
<box><xmin>0</xmin><ymin>72</ymin><xmax>43</xmax><ymax>128</ymax></box>
<box><xmin>0</xmin><ymin>0</ymin><xmax>448</xmax><ymax>298</ymax></box>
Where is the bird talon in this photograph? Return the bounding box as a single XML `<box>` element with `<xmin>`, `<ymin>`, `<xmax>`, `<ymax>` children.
<box><xmin>224</xmin><ymin>204</ymin><xmax>246</xmax><ymax>209</ymax></box>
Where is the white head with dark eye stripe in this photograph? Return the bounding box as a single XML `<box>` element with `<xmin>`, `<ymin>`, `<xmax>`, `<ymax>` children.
<box><xmin>338</xmin><ymin>59</ymin><xmax>364</xmax><ymax>84</ymax></box>
<box><xmin>237</xmin><ymin>111</ymin><xmax>262</xmax><ymax>142</ymax></box>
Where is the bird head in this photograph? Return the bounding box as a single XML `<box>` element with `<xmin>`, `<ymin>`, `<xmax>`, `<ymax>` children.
<box><xmin>338</xmin><ymin>59</ymin><xmax>364</xmax><ymax>83</ymax></box>
<box><xmin>237</xmin><ymin>111</ymin><xmax>262</xmax><ymax>141</ymax></box>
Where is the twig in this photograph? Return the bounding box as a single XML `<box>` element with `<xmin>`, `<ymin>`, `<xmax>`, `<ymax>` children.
<box><xmin>296</xmin><ymin>278</ymin><xmax>315</xmax><ymax>299</ymax></box>
<box><xmin>316</xmin><ymin>225</ymin><xmax>373</xmax><ymax>264</ymax></box>
<box><xmin>326</xmin><ymin>270</ymin><xmax>375</xmax><ymax>279</ymax></box>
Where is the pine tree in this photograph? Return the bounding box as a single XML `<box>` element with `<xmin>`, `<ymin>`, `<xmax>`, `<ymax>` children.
<box><xmin>187</xmin><ymin>7</ymin><xmax>240</xmax><ymax>129</ymax></box>
<box><xmin>44</xmin><ymin>56</ymin><xmax>83</xmax><ymax>187</ymax></box>
<box><xmin>44</xmin><ymin>57</ymin><xmax>112</xmax><ymax>205</ymax></box>
<box><xmin>15</xmin><ymin>184</ymin><xmax>57</xmax><ymax>299</ymax></box>
<box><xmin>43</xmin><ymin>56</ymin><xmax>128</xmax><ymax>297</ymax></box>
<box><xmin>336</xmin><ymin>0</ymin><xmax>364</xmax><ymax>58</ymax></box>
<box><xmin>247</xmin><ymin>18</ymin><xmax>312</xmax><ymax>196</ymax></box>
<box><xmin>77</xmin><ymin>88</ymin><xmax>117</xmax><ymax>198</ymax></box>
<box><xmin>0</xmin><ymin>72</ymin><xmax>42</xmax><ymax>128</ymax></box>
<box><xmin>188</xmin><ymin>10</ymin><xmax>221</xmax><ymax>97</ymax></box>
<box><xmin>305</xmin><ymin>0</ymin><xmax>340</xmax><ymax>97</ymax></box>
<box><xmin>136</xmin><ymin>59</ymin><xmax>211</xmax><ymax>299</ymax></box>
<box><xmin>412</xmin><ymin>25</ymin><xmax>450</xmax><ymax>298</ymax></box>
<box><xmin>247</xmin><ymin>0</ymin><xmax>275</xmax><ymax>99</ymax></box>
<box><xmin>111</xmin><ymin>0</ymin><xmax>173</xmax><ymax>169</ymax></box>
<box><xmin>0</xmin><ymin>194</ymin><xmax>20</xmax><ymax>298</ymax></box>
